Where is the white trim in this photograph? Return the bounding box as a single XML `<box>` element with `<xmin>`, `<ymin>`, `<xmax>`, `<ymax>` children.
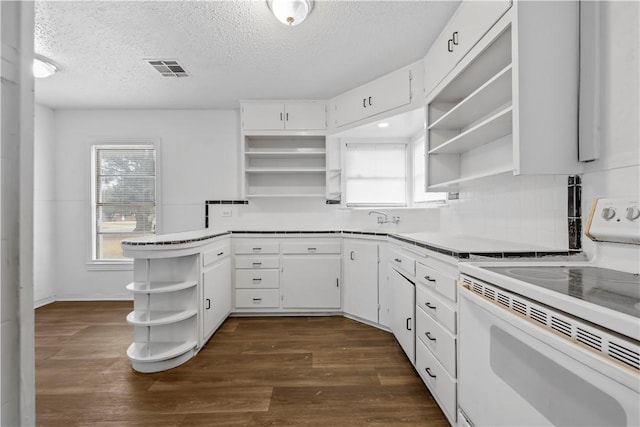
<box><xmin>86</xmin><ymin>138</ymin><xmax>162</xmax><ymax>267</ymax></box>
<box><xmin>34</xmin><ymin>296</ymin><xmax>56</xmax><ymax>309</ymax></box>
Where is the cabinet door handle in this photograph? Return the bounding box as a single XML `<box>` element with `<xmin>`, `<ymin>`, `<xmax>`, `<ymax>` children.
<box><xmin>447</xmin><ymin>39</ymin><xmax>453</xmax><ymax>52</ymax></box>
<box><xmin>368</xmin><ymin>96</ymin><xmax>372</xmax><ymax>106</ymax></box>
<box><xmin>252</xmin><ymin>262</ymin><xmax>262</xmax><ymax>267</ymax></box>
<box><xmin>406</xmin><ymin>317</ymin><xmax>412</xmax><ymax>331</ymax></box>
<box><xmin>217</xmin><ymin>252</ymin><xmax>224</xmax><ymax>256</ymax></box>
<box><xmin>452</xmin><ymin>31</ymin><xmax>458</xmax><ymax>45</ymax></box>
<box><xmin>252</xmin><ymin>278</ymin><xmax>262</xmax><ymax>282</ymax></box>
<box><xmin>286</xmin><ymin>112</ymin><xmax>289</xmax><ymax>121</ymax></box>
<box><xmin>350</xmin><ymin>251</ymin><xmax>355</xmax><ymax>261</ymax></box>
<box><xmin>252</xmin><ymin>247</ymin><xmax>262</xmax><ymax>252</ymax></box>
<box><xmin>425</xmin><ymin>367</ymin><xmax>436</xmax><ymax>378</ymax></box>
<box><xmin>424</xmin><ymin>276</ymin><xmax>436</xmax><ymax>283</ymax></box>
<box><xmin>307</xmin><ymin>247</ymin><xmax>317</xmax><ymax>252</ymax></box>
<box><xmin>252</xmin><ymin>298</ymin><xmax>262</xmax><ymax>303</ymax></box>
<box><xmin>280</xmin><ymin>112</ymin><xmax>283</xmax><ymax>121</ymax></box>
<box><xmin>206</xmin><ymin>298</ymin><xmax>211</xmax><ymax>310</ymax></box>
<box><xmin>336</xmin><ymin>278</ymin><xmax>339</xmax><ymax>288</ymax></box>
<box><xmin>394</xmin><ymin>258</ymin><xmax>402</xmax><ymax>263</ymax></box>
<box><xmin>425</xmin><ymin>302</ymin><xmax>437</xmax><ymax>310</ymax></box>
<box><xmin>425</xmin><ymin>332</ymin><xmax>436</xmax><ymax>341</ymax></box>
<box><xmin>363</xmin><ymin>98</ymin><xmax>367</xmax><ymax>108</ymax></box>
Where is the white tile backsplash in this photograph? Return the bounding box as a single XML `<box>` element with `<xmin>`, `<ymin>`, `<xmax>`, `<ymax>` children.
<box><xmin>440</xmin><ymin>174</ymin><xmax>568</xmax><ymax>250</ymax></box>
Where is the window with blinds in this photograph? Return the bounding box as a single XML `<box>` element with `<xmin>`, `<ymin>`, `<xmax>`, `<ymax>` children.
<box><xmin>92</xmin><ymin>145</ymin><xmax>156</xmax><ymax>261</ymax></box>
<box><xmin>345</xmin><ymin>142</ymin><xmax>407</xmax><ymax>207</ymax></box>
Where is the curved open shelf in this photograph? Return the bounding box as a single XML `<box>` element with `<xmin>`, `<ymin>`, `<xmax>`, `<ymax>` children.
<box><xmin>126</xmin><ymin>280</ymin><xmax>198</xmax><ymax>294</ymax></box>
<box><xmin>126</xmin><ymin>309</ymin><xmax>198</xmax><ymax>326</ymax></box>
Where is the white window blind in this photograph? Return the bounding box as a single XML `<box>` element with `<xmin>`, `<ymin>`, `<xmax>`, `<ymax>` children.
<box><xmin>92</xmin><ymin>145</ymin><xmax>156</xmax><ymax>261</ymax></box>
<box><xmin>345</xmin><ymin>143</ymin><xmax>407</xmax><ymax>206</ymax></box>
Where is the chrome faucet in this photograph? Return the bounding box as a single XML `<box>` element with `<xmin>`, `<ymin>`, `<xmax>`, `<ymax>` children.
<box><xmin>368</xmin><ymin>210</ymin><xmax>400</xmax><ymax>224</ymax></box>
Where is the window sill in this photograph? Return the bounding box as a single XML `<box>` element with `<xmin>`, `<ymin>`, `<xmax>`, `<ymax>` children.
<box><xmin>86</xmin><ymin>261</ymin><xmax>133</xmax><ymax>271</ymax></box>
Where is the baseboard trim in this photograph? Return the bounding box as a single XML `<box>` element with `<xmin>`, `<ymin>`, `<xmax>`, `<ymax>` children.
<box><xmin>34</xmin><ymin>296</ymin><xmax>56</xmax><ymax>309</ymax></box>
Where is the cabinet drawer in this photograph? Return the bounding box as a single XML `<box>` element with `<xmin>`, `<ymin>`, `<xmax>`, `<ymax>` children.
<box><xmin>416</xmin><ymin>307</ymin><xmax>456</xmax><ymax>378</ymax></box>
<box><xmin>234</xmin><ymin>240</ymin><xmax>280</xmax><ymax>255</ymax></box>
<box><xmin>389</xmin><ymin>248</ymin><xmax>416</xmax><ymax>277</ymax></box>
<box><xmin>416</xmin><ymin>262</ymin><xmax>457</xmax><ymax>302</ymax></box>
<box><xmin>234</xmin><ymin>255</ymin><xmax>279</xmax><ymax>269</ymax></box>
<box><xmin>235</xmin><ymin>269</ymin><xmax>279</xmax><ymax>289</ymax></box>
<box><xmin>202</xmin><ymin>240</ymin><xmax>231</xmax><ymax>267</ymax></box>
<box><xmin>424</xmin><ymin>0</ymin><xmax>512</xmax><ymax>97</ymax></box>
<box><xmin>416</xmin><ymin>283</ymin><xmax>456</xmax><ymax>335</ymax></box>
<box><xmin>416</xmin><ymin>340</ymin><xmax>457</xmax><ymax>422</ymax></box>
<box><xmin>281</xmin><ymin>241</ymin><xmax>341</xmax><ymax>254</ymax></box>
<box><xmin>235</xmin><ymin>289</ymin><xmax>280</xmax><ymax>308</ymax></box>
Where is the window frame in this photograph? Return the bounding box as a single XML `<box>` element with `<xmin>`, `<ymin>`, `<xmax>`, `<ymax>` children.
<box><xmin>86</xmin><ymin>139</ymin><xmax>162</xmax><ymax>270</ymax></box>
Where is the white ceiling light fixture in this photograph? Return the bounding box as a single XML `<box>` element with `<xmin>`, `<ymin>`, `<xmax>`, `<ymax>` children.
<box><xmin>267</xmin><ymin>0</ymin><xmax>314</xmax><ymax>26</ymax></box>
<box><xmin>33</xmin><ymin>54</ymin><xmax>59</xmax><ymax>78</ymax></box>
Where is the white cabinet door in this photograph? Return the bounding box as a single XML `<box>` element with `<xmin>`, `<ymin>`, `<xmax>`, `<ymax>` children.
<box><xmin>281</xmin><ymin>255</ymin><xmax>341</xmax><ymax>309</ymax></box>
<box><xmin>390</xmin><ymin>267</ymin><xmax>415</xmax><ymax>364</ymax></box>
<box><xmin>284</xmin><ymin>102</ymin><xmax>326</xmax><ymax>130</ymax></box>
<box><xmin>343</xmin><ymin>239</ymin><xmax>379</xmax><ymax>324</ymax></box>
<box><xmin>334</xmin><ymin>69</ymin><xmax>412</xmax><ymax>127</ymax></box>
<box><xmin>202</xmin><ymin>257</ymin><xmax>231</xmax><ymax>341</ymax></box>
<box><xmin>424</xmin><ymin>0</ymin><xmax>512</xmax><ymax>97</ymax></box>
<box><xmin>241</xmin><ymin>103</ymin><xmax>285</xmax><ymax>130</ymax></box>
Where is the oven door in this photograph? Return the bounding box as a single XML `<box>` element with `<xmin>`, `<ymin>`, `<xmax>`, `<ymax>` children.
<box><xmin>458</xmin><ymin>285</ymin><xmax>640</xmax><ymax>427</ymax></box>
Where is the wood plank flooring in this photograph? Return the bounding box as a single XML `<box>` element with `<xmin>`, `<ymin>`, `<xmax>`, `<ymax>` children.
<box><xmin>36</xmin><ymin>301</ymin><xmax>448</xmax><ymax>426</ymax></box>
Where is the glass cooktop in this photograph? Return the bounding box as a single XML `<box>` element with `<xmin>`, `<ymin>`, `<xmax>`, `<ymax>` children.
<box><xmin>486</xmin><ymin>266</ymin><xmax>640</xmax><ymax>319</ymax></box>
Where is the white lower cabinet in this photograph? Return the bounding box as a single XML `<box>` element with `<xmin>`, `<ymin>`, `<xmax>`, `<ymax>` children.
<box><xmin>416</xmin><ymin>338</ymin><xmax>457</xmax><ymax>423</ymax></box>
<box><xmin>235</xmin><ymin>289</ymin><xmax>280</xmax><ymax>308</ymax></box>
<box><xmin>202</xmin><ymin>256</ymin><xmax>231</xmax><ymax>342</ymax></box>
<box><xmin>281</xmin><ymin>255</ymin><xmax>341</xmax><ymax>309</ymax></box>
<box><xmin>390</xmin><ymin>267</ymin><xmax>416</xmax><ymax>364</ymax></box>
<box><xmin>343</xmin><ymin>239</ymin><xmax>379</xmax><ymax>324</ymax></box>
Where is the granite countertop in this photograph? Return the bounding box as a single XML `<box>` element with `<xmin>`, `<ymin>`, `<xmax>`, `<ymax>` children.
<box><xmin>122</xmin><ymin>228</ymin><xmax>577</xmax><ymax>260</ymax></box>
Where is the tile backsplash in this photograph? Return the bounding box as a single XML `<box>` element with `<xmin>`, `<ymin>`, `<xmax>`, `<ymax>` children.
<box><xmin>440</xmin><ymin>174</ymin><xmax>569</xmax><ymax>250</ymax></box>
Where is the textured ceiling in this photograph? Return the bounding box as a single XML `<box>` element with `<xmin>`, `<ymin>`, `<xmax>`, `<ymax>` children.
<box><xmin>34</xmin><ymin>0</ymin><xmax>460</xmax><ymax>109</ymax></box>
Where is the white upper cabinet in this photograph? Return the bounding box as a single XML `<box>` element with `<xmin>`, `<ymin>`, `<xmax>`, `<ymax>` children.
<box><xmin>332</xmin><ymin>68</ymin><xmax>413</xmax><ymax>128</ymax></box>
<box><xmin>241</xmin><ymin>101</ymin><xmax>326</xmax><ymax>131</ymax></box>
<box><xmin>424</xmin><ymin>1</ymin><xmax>512</xmax><ymax>98</ymax></box>
<box><xmin>425</xmin><ymin>1</ymin><xmax>581</xmax><ymax>190</ymax></box>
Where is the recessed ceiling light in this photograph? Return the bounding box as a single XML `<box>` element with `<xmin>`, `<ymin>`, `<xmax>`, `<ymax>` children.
<box><xmin>33</xmin><ymin>55</ymin><xmax>58</xmax><ymax>78</ymax></box>
<box><xmin>377</xmin><ymin>122</ymin><xmax>390</xmax><ymax>128</ymax></box>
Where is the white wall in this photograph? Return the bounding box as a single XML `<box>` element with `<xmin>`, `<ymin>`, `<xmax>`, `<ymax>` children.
<box><xmin>34</xmin><ymin>104</ymin><xmax>56</xmax><ymax>306</ymax></box>
<box><xmin>580</xmin><ymin>1</ymin><xmax>639</xmax><ymax>273</ymax></box>
<box><xmin>52</xmin><ymin>109</ymin><xmax>239</xmax><ymax>299</ymax></box>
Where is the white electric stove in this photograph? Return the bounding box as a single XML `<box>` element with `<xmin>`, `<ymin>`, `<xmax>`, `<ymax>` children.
<box><xmin>456</xmin><ymin>199</ymin><xmax>640</xmax><ymax>427</ymax></box>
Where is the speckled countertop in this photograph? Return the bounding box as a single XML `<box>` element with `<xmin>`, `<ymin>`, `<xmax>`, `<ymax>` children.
<box><xmin>122</xmin><ymin>228</ymin><xmax>579</xmax><ymax>260</ymax></box>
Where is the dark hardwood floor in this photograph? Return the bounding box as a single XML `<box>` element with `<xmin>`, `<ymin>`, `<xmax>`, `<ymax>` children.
<box><xmin>36</xmin><ymin>301</ymin><xmax>448</xmax><ymax>426</ymax></box>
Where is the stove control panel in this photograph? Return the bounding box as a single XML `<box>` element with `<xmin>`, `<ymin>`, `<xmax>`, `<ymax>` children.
<box><xmin>586</xmin><ymin>198</ymin><xmax>640</xmax><ymax>244</ymax></box>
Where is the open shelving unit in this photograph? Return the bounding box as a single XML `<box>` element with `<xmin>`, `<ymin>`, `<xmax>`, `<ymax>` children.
<box><xmin>426</xmin><ymin>26</ymin><xmax>514</xmax><ymax>189</ymax></box>
<box><xmin>126</xmin><ymin>255</ymin><xmax>199</xmax><ymax>373</ymax></box>
<box><xmin>243</xmin><ymin>135</ymin><xmax>327</xmax><ymax>198</ymax></box>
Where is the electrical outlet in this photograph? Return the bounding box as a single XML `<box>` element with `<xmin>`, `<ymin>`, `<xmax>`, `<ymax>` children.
<box><xmin>221</xmin><ymin>210</ymin><xmax>232</xmax><ymax>217</ymax></box>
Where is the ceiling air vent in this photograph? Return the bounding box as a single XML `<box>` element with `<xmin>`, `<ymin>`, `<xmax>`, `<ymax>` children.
<box><xmin>147</xmin><ymin>59</ymin><xmax>189</xmax><ymax>78</ymax></box>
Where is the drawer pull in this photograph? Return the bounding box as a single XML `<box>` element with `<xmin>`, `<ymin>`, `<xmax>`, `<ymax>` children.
<box><xmin>252</xmin><ymin>247</ymin><xmax>262</xmax><ymax>252</ymax></box>
<box><xmin>217</xmin><ymin>252</ymin><xmax>224</xmax><ymax>256</ymax></box>
<box><xmin>350</xmin><ymin>251</ymin><xmax>355</xmax><ymax>261</ymax></box>
<box><xmin>447</xmin><ymin>38</ymin><xmax>453</xmax><ymax>52</ymax></box>
<box><xmin>252</xmin><ymin>262</ymin><xmax>262</xmax><ymax>267</ymax></box>
<box><xmin>205</xmin><ymin>298</ymin><xmax>211</xmax><ymax>310</ymax></box>
<box><xmin>307</xmin><ymin>247</ymin><xmax>317</xmax><ymax>252</ymax></box>
<box><xmin>425</xmin><ymin>332</ymin><xmax>437</xmax><ymax>342</ymax></box>
<box><xmin>394</xmin><ymin>258</ymin><xmax>402</xmax><ymax>263</ymax></box>
<box><xmin>452</xmin><ymin>31</ymin><xmax>458</xmax><ymax>45</ymax></box>
<box><xmin>252</xmin><ymin>278</ymin><xmax>262</xmax><ymax>282</ymax></box>
<box><xmin>425</xmin><ymin>302</ymin><xmax>437</xmax><ymax>310</ymax></box>
<box><xmin>252</xmin><ymin>298</ymin><xmax>262</xmax><ymax>303</ymax></box>
<box><xmin>425</xmin><ymin>367</ymin><xmax>436</xmax><ymax>378</ymax></box>
<box><xmin>424</xmin><ymin>276</ymin><xmax>436</xmax><ymax>283</ymax></box>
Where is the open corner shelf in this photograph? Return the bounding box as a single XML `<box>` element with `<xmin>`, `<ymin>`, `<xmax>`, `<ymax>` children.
<box><xmin>126</xmin><ymin>280</ymin><xmax>198</xmax><ymax>294</ymax></box>
<box><xmin>126</xmin><ymin>309</ymin><xmax>198</xmax><ymax>326</ymax></box>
